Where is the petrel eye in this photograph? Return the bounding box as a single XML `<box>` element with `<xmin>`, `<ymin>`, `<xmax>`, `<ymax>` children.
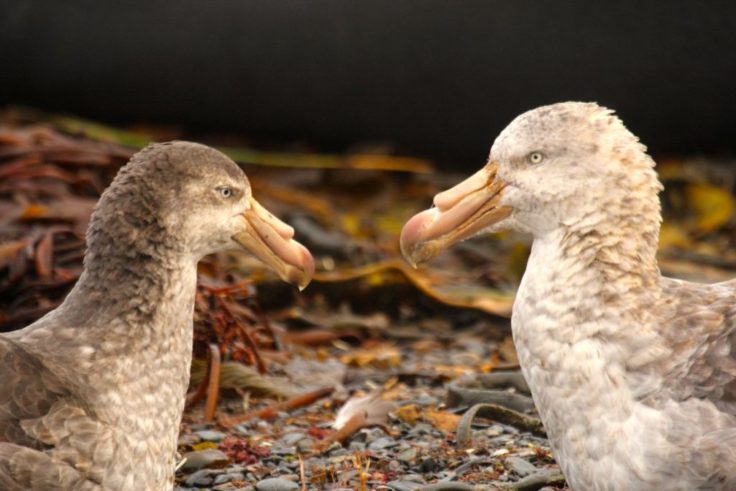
<box><xmin>528</xmin><ymin>152</ymin><xmax>544</xmax><ymax>164</ymax></box>
<box><xmin>217</xmin><ymin>186</ymin><xmax>233</xmax><ymax>199</ymax></box>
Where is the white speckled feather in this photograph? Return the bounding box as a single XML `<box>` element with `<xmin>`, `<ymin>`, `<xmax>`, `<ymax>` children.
<box><xmin>401</xmin><ymin>102</ymin><xmax>736</xmax><ymax>490</ymax></box>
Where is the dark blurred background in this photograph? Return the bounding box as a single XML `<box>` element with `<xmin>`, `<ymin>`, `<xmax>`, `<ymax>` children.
<box><xmin>1</xmin><ymin>1</ymin><xmax>735</xmax><ymax>168</ymax></box>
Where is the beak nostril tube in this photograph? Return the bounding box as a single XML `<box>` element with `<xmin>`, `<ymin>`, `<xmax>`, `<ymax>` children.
<box><xmin>235</xmin><ymin>198</ymin><xmax>314</xmax><ymax>289</ymax></box>
<box><xmin>400</xmin><ymin>161</ymin><xmax>509</xmax><ymax>266</ymax></box>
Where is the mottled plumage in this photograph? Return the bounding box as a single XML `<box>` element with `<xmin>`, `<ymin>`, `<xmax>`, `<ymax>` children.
<box><xmin>401</xmin><ymin>102</ymin><xmax>736</xmax><ymax>490</ymax></box>
<box><xmin>0</xmin><ymin>142</ymin><xmax>313</xmax><ymax>490</ymax></box>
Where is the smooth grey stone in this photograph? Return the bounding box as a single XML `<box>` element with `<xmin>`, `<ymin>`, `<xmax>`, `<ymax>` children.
<box><xmin>296</xmin><ymin>438</ymin><xmax>315</xmax><ymax>453</ymax></box>
<box><xmin>414</xmin><ymin>395</ymin><xmax>440</xmax><ymax>406</ymax></box>
<box><xmin>408</xmin><ymin>423</ymin><xmax>435</xmax><ymax>436</ymax></box>
<box><xmin>387</xmin><ymin>480</ymin><xmax>423</xmax><ymax>491</ymax></box>
<box><xmin>271</xmin><ymin>446</ymin><xmax>297</xmax><ymax>455</ymax></box>
<box><xmin>178</xmin><ymin>433</ymin><xmax>202</xmax><ymax>446</ymax></box>
<box><xmin>350</xmin><ymin>431</ymin><xmax>368</xmax><ymax>443</ymax></box>
<box><xmin>214</xmin><ymin>472</ymin><xmax>245</xmax><ymax>484</ymax></box>
<box><xmin>418</xmin><ymin>483</ymin><xmax>475</xmax><ymax>490</ymax></box>
<box><xmin>397</xmin><ymin>447</ymin><xmax>417</xmax><ymax>462</ymax></box>
<box><xmin>363</xmin><ymin>428</ymin><xmax>387</xmax><ymax>442</ymax></box>
<box><xmin>180</xmin><ymin>449</ymin><xmax>230</xmax><ymax>471</ymax></box>
<box><xmin>190</xmin><ymin>423</ymin><xmax>212</xmax><ymax>431</ymax></box>
<box><xmin>281</xmin><ymin>459</ymin><xmax>300</xmax><ymax>470</ymax></box>
<box><xmin>487</xmin><ymin>435</ymin><xmax>513</xmax><ymax>446</ymax></box>
<box><xmin>195</xmin><ymin>430</ymin><xmax>227</xmax><ymax>442</ymax></box>
<box><xmin>255</xmin><ymin>477</ymin><xmax>300</xmax><ymax>491</ymax></box>
<box><xmin>368</xmin><ymin>436</ymin><xmax>398</xmax><ymax>450</ymax></box>
<box><xmin>403</xmin><ymin>474</ymin><xmax>425</xmax><ymax>483</ymax></box>
<box><xmin>348</xmin><ymin>441</ymin><xmax>366</xmax><ymax>452</ymax></box>
<box><xmin>185</xmin><ymin>469</ymin><xmax>214</xmax><ymax>487</ymax></box>
<box><xmin>329</xmin><ymin>446</ymin><xmax>349</xmax><ymax>457</ymax></box>
<box><xmin>279</xmin><ymin>432</ymin><xmax>307</xmax><ymax>446</ymax></box>
<box><xmin>506</xmin><ymin>456</ymin><xmax>537</xmax><ymax>477</ymax></box>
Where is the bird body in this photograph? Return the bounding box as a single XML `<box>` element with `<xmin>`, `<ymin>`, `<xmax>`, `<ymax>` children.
<box><xmin>1</xmin><ymin>263</ymin><xmax>197</xmax><ymax>490</ymax></box>
<box><xmin>515</xmin><ymin>228</ymin><xmax>736</xmax><ymax>490</ymax></box>
<box><xmin>0</xmin><ymin>142</ymin><xmax>314</xmax><ymax>490</ymax></box>
<box><xmin>401</xmin><ymin>102</ymin><xmax>736</xmax><ymax>490</ymax></box>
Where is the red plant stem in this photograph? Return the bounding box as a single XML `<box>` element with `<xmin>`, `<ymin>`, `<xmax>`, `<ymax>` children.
<box><xmin>219</xmin><ymin>386</ymin><xmax>335</xmax><ymax>427</ymax></box>
<box><xmin>204</xmin><ymin>343</ymin><xmax>222</xmax><ymax>422</ymax></box>
<box><xmin>311</xmin><ymin>412</ymin><xmax>367</xmax><ymax>453</ymax></box>
<box><xmin>235</xmin><ymin>322</ymin><xmax>267</xmax><ymax>374</ymax></box>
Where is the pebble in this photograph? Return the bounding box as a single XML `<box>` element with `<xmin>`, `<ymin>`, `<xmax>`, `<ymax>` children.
<box><xmin>178</xmin><ymin>433</ymin><xmax>202</xmax><ymax>446</ymax></box>
<box><xmin>280</xmin><ymin>460</ymin><xmax>300</xmax><ymax>470</ymax></box>
<box><xmin>368</xmin><ymin>436</ymin><xmax>398</xmax><ymax>450</ymax></box>
<box><xmin>396</xmin><ymin>447</ymin><xmax>417</xmax><ymax>462</ymax></box>
<box><xmin>271</xmin><ymin>446</ymin><xmax>297</xmax><ymax>455</ymax></box>
<box><xmin>255</xmin><ymin>477</ymin><xmax>300</xmax><ymax>491</ymax></box>
<box><xmin>362</xmin><ymin>428</ymin><xmax>385</xmax><ymax>443</ymax></box>
<box><xmin>419</xmin><ymin>457</ymin><xmax>439</xmax><ymax>473</ymax></box>
<box><xmin>506</xmin><ymin>456</ymin><xmax>538</xmax><ymax>477</ymax></box>
<box><xmin>413</xmin><ymin>394</ymin><xmax>440</xmax><ymax>406</ymax></box>
<box><xmin>214</xmin><ymin>472</ymin><xmax>245</xmax><ymax>484</ymax></box>
<box><xmin>180</xmin><ymin>449</ymin><xmax>230</xmax><ymax>471</ymax></box>
<box><xmin>185</xmin><ymin>469</ymin><xmax>214</xmax><ymax>487</ymax></box>
<box><xmin>387</xmin><ymin>480</ymin><xmax>423</xmax><ymax>491</ymax></box>
<box><xmin>350</xmin><ymin>430</ymin><xmax>368</xmax><ymax>443</ymax></box>
<box><xmin>279</xmin><ymin>432</ymin><xmax>307</xmax><ymax>446</ymax></box>
<box><xmin>328</xmin><ymin>446</ymin><xmax>349</xmax><ymax>456</ymax></box>
<box><xmin>485</xmin><ymin>424</ymin><xmax>505</xmax><ymax>437</ymax></box>
<box><xmin>488</xmin><ymin>435</ymin><xmax>514</xmax><ymax>446</ymax></box>
<box><xmin>296</xmin><ymin>438</ymin><xmax>314</xmax><ymax>453</ymax></box>
<box><xmin>403</xmin><ymin>474</ymin><xmax>425</xmax><ymax>483</ymax></box>
<box><xmin>408</xmin><ymin>423</ymin><xmax>435</xmax><ymax>436</ymax></box>
<box><xmin>234</xmin><ymin>423</ymin><xmax>253</xmax><ymax>435</ymax></box>
<box><xmin>348</xmin><ymin>441</ymin><xmax>366</xmax><ymax>452</ymax></box>
<box><xmin>195</xmin><ymin>430</ymin><xmax>227</xmax><ymax>442</ymax></box>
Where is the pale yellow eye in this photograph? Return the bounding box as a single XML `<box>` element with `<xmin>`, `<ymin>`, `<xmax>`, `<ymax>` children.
<box><xmin>529</xmin><ymin>152</ymin><xmax>544</xmax><ymax>164</ymax></box>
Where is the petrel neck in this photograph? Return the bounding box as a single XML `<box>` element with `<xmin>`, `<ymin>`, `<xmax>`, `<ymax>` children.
<box><xmin>561</xmin><ymin>207</ymin><xmax>661</xmax><ymax>300</ymax></box>
<box><xmin>59</xmin><ymin>236</ymin><xmax>198</xmax><ymax>337</ymax></box>
<box><xmin>517</xmin><ymin>183</ymin><xmax>664</xmax><ymax>347</ymax></box>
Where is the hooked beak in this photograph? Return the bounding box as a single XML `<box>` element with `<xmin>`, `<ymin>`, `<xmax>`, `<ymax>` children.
<box><xmin>400</xmin><ymin>161</ymin><xmax>511</xmax><ymax>267</ymax></box>
<box><xmin>233</xmin><ymin>198</ymin><xmax>315</xmax><ymax>290</ymax></box>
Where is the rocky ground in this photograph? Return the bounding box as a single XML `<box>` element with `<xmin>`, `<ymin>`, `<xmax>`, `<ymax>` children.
<box><xmin>175</xmin><ymin>335</ymin><xmax>562</xmax><ymax>491</ymax></box>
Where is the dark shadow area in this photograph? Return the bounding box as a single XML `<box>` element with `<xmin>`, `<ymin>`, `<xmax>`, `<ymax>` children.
<box><xmin>1</xmin><ymin>1</ymin><xmax>735</xmax><ymax>166</ymax></box>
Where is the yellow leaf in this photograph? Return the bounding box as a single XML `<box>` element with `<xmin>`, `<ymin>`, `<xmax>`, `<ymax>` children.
<box><xmin>20</xmin><ymin>204</ymin><xmax>50</xmax><ymax>219</ymax></box>
<box><xmin>395</xmin><ymin>404</ymin><xmax>421</xmax><ymax>425</ymax></box>
<box><xmin>506</xmin><ymin>242</ymin><xmax>531</xmax><ymax>282</ymax></box>
<box><xmin>686</xmin><ymin>183</ymin><xmax>734</xmax><ymax>233</ymax></box>
<box><xmin>191</xmin><ymin>441</ymin><xmax>217</xmax><ymax>451</ymax></box>
<box><xmin>658</xmin><ymin>223</ymin><xmax>692</xmax><ymax>250</ymax></box>
<box><xmin>313</xmin><ymin>259</ymin><xmax>514</xmax><ymax>317</ymax></box>
<box><xmin>339</xmin><ymin>345</ymin><xmax>401</xmax><ymax>368</ymax></box>
<box><xmin>425</xmin><ymin>409</ymin><xmax>461</xmax><ymax>434</ymax></box>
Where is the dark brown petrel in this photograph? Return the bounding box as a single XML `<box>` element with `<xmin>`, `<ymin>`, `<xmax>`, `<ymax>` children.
<box><xmin>0</xmin><ymin>142</ymin><xmax>314</xmax><ymax>490</ymax></box>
